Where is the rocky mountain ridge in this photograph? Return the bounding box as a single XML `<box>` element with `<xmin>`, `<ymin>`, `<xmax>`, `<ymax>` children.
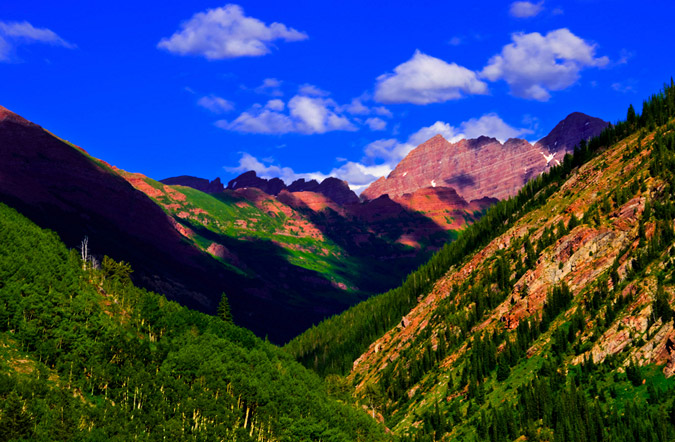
<box><xmin>362</xmin><ymin>112</ymin><xmax>609</xmax><ymax>203</ymax></box>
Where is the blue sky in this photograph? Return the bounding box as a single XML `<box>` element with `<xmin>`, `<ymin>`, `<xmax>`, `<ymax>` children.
<box><xmin>2</xmin><ymin>1</ymin><xmax>674</xmax><ymax>192</ymax></box>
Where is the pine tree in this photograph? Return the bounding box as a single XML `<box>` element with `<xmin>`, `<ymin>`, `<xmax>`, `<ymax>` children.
<box><xmin>218</xmin><ymin>292</ymin><xmax>232</xmax><ymax>323</ymax></box>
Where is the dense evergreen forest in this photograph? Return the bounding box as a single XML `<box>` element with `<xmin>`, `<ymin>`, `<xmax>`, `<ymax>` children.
<box><xmin>0</xmin><ymin>203</ymin><xmax>388</xmax><ymax>441</ymax></box>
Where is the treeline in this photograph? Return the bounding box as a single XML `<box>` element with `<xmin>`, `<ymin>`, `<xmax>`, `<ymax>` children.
<box><xmin>0</xmin><ymin>203</ymin><xmax>388</xmax><ymax>441</ymax></box>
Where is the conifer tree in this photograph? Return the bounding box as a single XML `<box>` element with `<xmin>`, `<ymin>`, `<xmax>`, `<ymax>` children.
<box><xmin>218</xmin><ymin>292</ymin><xmax>232</xmax><ymax>323</ymax></box>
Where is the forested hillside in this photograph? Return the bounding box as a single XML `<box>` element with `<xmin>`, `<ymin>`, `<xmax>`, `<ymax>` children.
<box><xmin>0</xmin><ymin>203</ymin><xmax>388</xmax><ymax>441</ymax></box>
<box><xmin>287</xmin><ymin>80</ymin><xmax>675</xmax><ymax>441</ymax></box>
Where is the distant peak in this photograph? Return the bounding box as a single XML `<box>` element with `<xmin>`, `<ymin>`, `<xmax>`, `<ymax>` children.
<box><xmin>160</xmin><ymin>175</ymin><xmax>224</xmax><ymax>194</ymax></box>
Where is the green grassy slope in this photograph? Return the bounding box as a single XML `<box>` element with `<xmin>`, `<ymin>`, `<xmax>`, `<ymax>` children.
<box><xmin>0</xmin><ymin>202</ymin><xmax>389</xmax><ymax>441</ymax></box>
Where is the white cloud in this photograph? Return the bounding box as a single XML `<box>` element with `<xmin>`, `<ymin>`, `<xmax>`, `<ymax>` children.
<box><xmin>481</xmin><ymin>28</ymin><xmax>609</xmax><ymax>101</ymax></box>
<box><xmin>338</xmin><ymin>97</ymin><xmax>393</xmax><ymax>117</ymax></box>
<box><xmin>365</xmin><ymin>117</ymin><xmax>387</xmax><ymax>131</ymax></box>
<box><xmin>197</xmin><ymin>95</ymin><xmax>234</xmax><ymax>113</ymax></box>
<box><xmin>509</xmin><ymin>1</ymin><xmax>544</xmax><ymax>18</ymax></box>
<box><xmin>0</xmin><ymin>37</ymin><xmax>10</xmax><ymax>61</ymax></box>
<box><xmin>217</xmin><ymin>108</ymin><xmax>295</xmax><ymax>134</ymax></box>
<box><xmin>460</xmin><ymin>113</ymin><xmax>533</xmax><ymax>140</ymax></box>
<box><xmin>0</xmin><ymin>20</ymin><xmax>74</xmax><ymax>61</ymax></box>
<box><xmin>374</xmin><ymin>50</ymin><xmax>488</xmax><ymax>104</ymax></box>
<box><xmin>217</xmin><ymin>91</ymin><xmax>356</xmax><ymax>134</ymax></box>
<box><xmin>253</xmin><ymin>78</ymin><xmax>283</xmax><ymax>96</ymax></box>
<box><xmin>298</xmin><ymin>84</ymin><xmax>329</xmax><ymax>96</ymax></box>
<box><xmin>265</xmin><ymin>99</ymin><xmax>285</xmax><ymax>111</ymax></box>
<box><xmin>288</xmin><ymin>95</ymin><xmax>355</xmax><ymax>133</ymax></box>
<box><xmin>157</xmin><ymin>4</ymin><xmax>307</xmax><ymax>59</ymax></box>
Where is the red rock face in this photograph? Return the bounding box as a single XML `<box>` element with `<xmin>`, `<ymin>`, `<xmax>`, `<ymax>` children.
<box><xmin>277</xmin><ymin>190</ymin><xmax>346</xmax><ymax>215</ymax></box>
<box><xmin>393</xmin><ymin>187</ymin><xmax>495</xmax><ymax>230</ymax></box>
<box><xmin>362</xmin><ymin>112</ymin><xmax>608</xmax><ymax>203</ymax></box>
<box><xmin>361</xmin><ymin>135</ymin><xmax>545</xmax><ymax>202</ymax></box>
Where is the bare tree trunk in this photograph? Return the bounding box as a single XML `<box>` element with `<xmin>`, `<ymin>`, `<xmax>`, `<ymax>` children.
<box><xmin>80</xmin><ymin>236</ymin><xmax>89</xmax><ymax>270</ymax></box>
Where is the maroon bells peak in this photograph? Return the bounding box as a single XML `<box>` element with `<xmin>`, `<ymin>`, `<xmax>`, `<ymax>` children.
<box><xmin>361</xmin><ymin>112</ymin><xmax>608</xmax><ymax>203</ymax></box>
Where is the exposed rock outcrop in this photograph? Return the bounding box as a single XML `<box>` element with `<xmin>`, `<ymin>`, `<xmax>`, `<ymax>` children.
<box><xmin>226</xmin><ymin>170</ymin><xmax>359</xmax><ymax>206</ymax></box>
<box><xmin>227</xmin><ymin>170</ymin><xmax>286</xmax><ymax>195</ymax></box>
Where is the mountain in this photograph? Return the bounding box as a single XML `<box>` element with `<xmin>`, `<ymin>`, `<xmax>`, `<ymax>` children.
<box><xmin>287</xmin><ymin>83</ymin><xmax>675</xmax><ymax>440</ymax></box>
<box><xmin>0</xmin><ymin>105</ymin><xmax>224</xmax><ymax>314</ymax></box>
<box><xmin>536</xmin><ymin>111</ymin><xmax>610</xmax><ymax>153</ymax></box>
<box><xmin>227</xmin><ymin>171</ymin><xmax>360</xmax><ymax>205</ymax></box>
<box><xmin>159</xmin><ymin>175</ymin><xmax>224</xmax><ymax>193</ymax></box>
<box><xmin>361</xmin><ymin>112</ymin><xmax>609</xmax><ymax>203</ymax></box>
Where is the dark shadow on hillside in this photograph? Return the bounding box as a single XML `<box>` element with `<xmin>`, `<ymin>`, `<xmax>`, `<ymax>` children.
<box><xmin>173</xmin><ymin>219</ymin><xmax>367</xmax><ymax>343</ymax></box>
<box><xmin>0</xmin><ymin>116</ymin><xmax>359</xmax><ymax>344</ymax></box>
<box><xmin>292</xmin><ymin>196</ymin><xmax>452</xmax><ymax>297</ymax></box>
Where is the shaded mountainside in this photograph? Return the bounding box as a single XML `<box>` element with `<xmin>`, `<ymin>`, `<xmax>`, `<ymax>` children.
<box><xmin>287</xmin><ymin>82</ymin><xmax>675</xmax><ymax>441</ymax></box>
<box><xmin>0</xmin><ymin>202</ymin><xmax>388</xmax><ymax>441</ymax></box>
<box><xmin>361</xmin><ymin>112</ymin><xmax>608</xmax><ymax>203</ymax></box>
<box><xmin>0</xmin><ymin>105</ymin><xmax>223</xmax><ymax>313</ymax></box>
<box><xmin>0</xmin><ymin>106</ymin><xmax>395</xmax><ymax>343</ymax></box>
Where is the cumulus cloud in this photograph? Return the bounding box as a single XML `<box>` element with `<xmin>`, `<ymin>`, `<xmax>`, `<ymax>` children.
<box><xmin>253</xmin><ymin>78</ymin><xmax>283</xmax><ymax>96</ymax></box>
<box><xmin>460</xmin><ymin>113</ymin><xmax>533</xmax><ymax>140</ymax></box>
<box><xmin>265</xmin><ymin>99</ymin><xmax>285</xmax><ymax>111</ymax></box>
<box><xmin>197</xmin><ymin>95</ymin><xmax>234</xmax><ymax>113</ymax></box>
<box><xmin>374</xmin><ymin>50</ymin><xmax>488</xmax><ymax>104</ymax></box>
<box><xmin>481</xmin><ymin>28</ymin><xmax>609</xmax><ymax>101</ymax></box>
<box><xmin>365</xmin><ymin>117</ymin><xmax>387</xmax><ymax>131</ymax></box>
<box><xmin>217</xmin><ymin>89</ymin><xmax>356</xmax><ymax>134</ymax></box>
<box><xmin>339</xmin><ymin>97</ymin><xmax>392</xmax><ymax>117</ymax></box>
<box><xmin>509</xmin><ymin>1</ymin><xmax>544</xmax><ymax>18</ymax></box>
<box><xmin>157</xmin><ymin>4</ymin><xmax>307</xmax><ymax>59</ymax></box>
<box><xmin>0</xmin><ymin>20</ymin><xmax>74</xmax><ymax>61</ymax></box>
<box><xmin>298</xmin><ymin>84</ymin><xmax>329</xmax><ymax>96</ymax></box>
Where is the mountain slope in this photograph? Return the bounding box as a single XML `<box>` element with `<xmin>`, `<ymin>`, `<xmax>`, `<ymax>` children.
<box><xmin>0</xmin><ymin>202</ymin><xmax>389</xmax><ymax>441</ymax></box>
<box><xmin>287</xmin><ymin>81</ymin><xmax>675</xmax><ymax>441</ymax></box>
<box><xmin>0</xmin><ymin>106</ymin><xmax>388</xmax><ymax>343</ymax></box>
<box><xmin>0</xmin><ymin>105</ymin><xmax>225</xmax><ymax>313</ymax></box>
